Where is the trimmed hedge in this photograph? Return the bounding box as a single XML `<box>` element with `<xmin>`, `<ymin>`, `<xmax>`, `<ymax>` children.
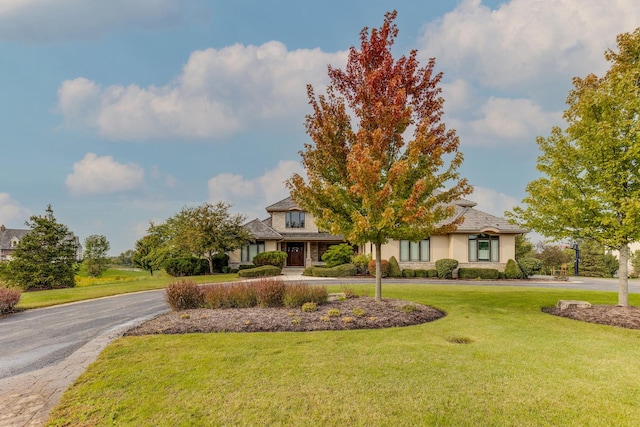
<box><xmin>253</xmin><ymin>251</ymin><xmax>287</xmax><ymax>269</ymax></box>
<box><xmin>302</xmin><ymin>266</ymin><xmax>315</xmax><ymax>276</ymax></box>
<box><xmin>238</xmin><ymin>264</ymin><xmax>256</xmax><ymax>270</ymax></box>
<box><xmin>402</xmin><ymin>269</ymin><xmax>415</xmax><ymax>278</ymax></box>
<box><xmin>458</xmin><ymin>268</ymin><xmax>500</xmax><ymax>280</ymax></box>
<box><xmin>238</xmin><ymin>265</ymin><xmax>282</xmax><ymax>278</ymax></box>
<box><xmin>435</xmin><ymin>259</ymin><xmax>458</xmax><ymax>279</ymax></box>
<box><xmin>388</xmin><ymin>256</ymin><xmax>402</xmax><ymax>278</ymax></box>
<box><xmin>504</xmin><ymin>259</ymin><xmax>523</xmax><ymax>279</ymax></box>
<box><xmin>311</xmin><ymin>263</ymin><xmax>357</xmax><ymax>277</ymax></box>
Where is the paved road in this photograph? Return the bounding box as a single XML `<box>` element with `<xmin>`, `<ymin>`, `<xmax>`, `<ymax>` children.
<box><xmin>0</xmin><ymin>290</ymin><xmax>168</xmax><ymax>380</ymax></box>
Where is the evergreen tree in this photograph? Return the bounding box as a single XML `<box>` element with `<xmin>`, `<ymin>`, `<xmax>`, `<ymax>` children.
<box><xmin>4</xmin><ymin>205</ymin><xmax>78</xmax><ymax>290</ymax></box>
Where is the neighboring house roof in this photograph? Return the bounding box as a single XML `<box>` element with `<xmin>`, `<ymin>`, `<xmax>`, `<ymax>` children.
<box><xmin>279</xmin><ymin>232</ymin><xmax>344</xmax><ymax>242</ymax></box>
<box><xmin>0</xmin><ymin>226</ymin><xmax>30</xmax><ymax>250</ymax></box>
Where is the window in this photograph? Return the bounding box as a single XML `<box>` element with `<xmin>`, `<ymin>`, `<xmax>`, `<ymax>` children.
<box><xmin>241</xmin><ymin>241</ymin><xmax>265</xmax><ymax>262</ymax></box>
<box><xmin>468</xmin><ymin>234</ymin><xmax>499</xmax><ymax>262</ymax></box>
<box><xmin>10</xmin><ymin>238</ymin><xmax>18</xmax><ymax>248</ymax></box>
<box><xmin>399</xmin><ymin>239</ymin><xmax>430</xmax><ymax>262</ymax></box>
<box><xmin>286</xmin><ymin>211</ymin><xmax>305</xmax><ymax>228</ymax></box>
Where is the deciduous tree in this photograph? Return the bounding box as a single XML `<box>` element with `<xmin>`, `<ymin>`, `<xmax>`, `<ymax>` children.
<box><xmin>287</xmin><ymin>11</ymin><xmax>471</xmax><ymax>300</ymax></box>
<box><xmin>3</xmin><ymin>205</ymin><xmax>78</xmax><ymax>290</ymax></box>
<box><xmin>165</xmin><ymin>202</ymin><xmax>252</xmax><ymax>274</ymax></box>
<box><xmin>509</xmin><ymin>28</ymin><xmax>640</xmax><ymax>306</ymax></box>
<box><xmin>82</xmin><ymin>234</ymin><xmax>110</xmax><ymax>277</ymax></box>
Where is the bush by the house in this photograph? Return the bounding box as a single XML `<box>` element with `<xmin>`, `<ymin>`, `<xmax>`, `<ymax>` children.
<box><xmin>517</xmin><ymin>257</ymin><xmax>543</xmax><ymax>278</ymax></box>
<box><xmin>311</xmin><ymin>263</ymin><xmax>357</xmax><ymax>277</ymax></box>
<box><xmin>414</xmin><ymin>269</ymin><xmax>428</xmax><ymax>278</ymax></box>
<box><xmin>302</xmin><ymin>266</ymin><xmax>315</xmax><ymax>276</ymax></box>
<box><xmin>283</xmin><ymin>283</ymin><xmax>328</xmax><ymax>308</ymax></box>
<box><xmin>253</xmin><ymin>251</ymin><xmax>287</xmax><ymax>269</ymax></box>
<box><xmin>435</xmin><ymin>258</ymin><xmax>458</xmax><ymax>279</ymax></box>
<box><xmin>321</xmin><ymin>244</ymin><xmax>354</xmax><ymax>268</ymax></box>
<box><xmin>388</xmin><ymin>256</ymin><xmax>402</xmax><ymax>278</ymax></box>
<box><xmin>210</xmin><ymin>253</ymin><xmax>230</xmax><ymax>273</ymax></box>
<box><xmin>165</xmin><ymin>279</ymin><xmax>204</xmax><ymax>311</ymax></box>
<box><xmin>458</xmin><ymin>268</ymin><xmax>500</xmax><ymax>280</ymax></box>
<box><xmin>402</xmin><ymin>269</ymin><xmax>415</xmax><ymax>278</ymax></box>
<box><xmin>368</xmin><ymin>259</ymin><xmax>390</xmax><ymax>277</ymax></box>
<box><xmin>0</xmin><ymin>287</ymin><xmax>21</xmax><ymax>314</ymax></box>
<box><xmin>238</xmin><ymin>264</ymin><xmax>256</xmax><ymax>270</ymax></box>
<box><xmin>504</xmin><ymin>259</ymin><xmax>524</xmax><ymax>279</ymax></box>
<box><xmin>352</xmin><ymin>254</ymin><xmax>371</xmax><ymax>275</ymax></box>
<box><xmin>238</xmin><ymin>265</ymin><xmax>282</xmax><ymax>278</ymax></box>
<box><xmin>254</xmin><ymin>277</ymin><xmax>286</xmax><ymax>307</ymax></box>
<box><xmin>164</xmin><ymin>256</ymin><xmax>209</xmax><ymax>277</ymax></box>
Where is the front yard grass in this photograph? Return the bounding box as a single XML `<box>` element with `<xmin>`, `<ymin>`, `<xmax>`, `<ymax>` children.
<box><xmin>47</xmin><ymin>285</ymin><xmax>640</xmax><ymax>426</ymax></box>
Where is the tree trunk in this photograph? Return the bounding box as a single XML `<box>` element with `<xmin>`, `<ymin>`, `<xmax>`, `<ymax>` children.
<box><xmin>207</xmin><ymin>253</ymin><xmax>214</xmax><ymax>275</ymax></box>
<box><xmin>375</xmin><ymin>242</ymin><xmax>382</xmax><ymax>302</ymax></box>
<box><xmin>618</xmin><ymin>243</ymin><xmax>629</xmax><ymax>306</ymax></box>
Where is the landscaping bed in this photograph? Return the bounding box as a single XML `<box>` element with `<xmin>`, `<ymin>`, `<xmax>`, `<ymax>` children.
<box><xmin>126</xmin><ymin>296</ymin><xmax>445</xmax><ymax>335</ymax></box>
<box><xmin>544</xmin><ymin>304</ymin><xmax>640</xmax><ymax>329</ymax></box>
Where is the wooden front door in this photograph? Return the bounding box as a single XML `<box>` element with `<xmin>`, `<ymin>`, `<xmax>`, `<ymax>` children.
<box><xmin>286</xmin><ymin>243</ymin><xmax>305</xmax><ymax>266</ymax></box>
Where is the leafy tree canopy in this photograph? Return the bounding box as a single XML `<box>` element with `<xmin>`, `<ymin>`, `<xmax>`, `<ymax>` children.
<box><xmin>82</xmin><ymin>234</ymin><xmax>110</xmax><ymax>277</ymax></box>
<box><xmin>509</xmin><ymin>28</ymin><xmax>640</xmax><ymax>305</ymax></box>
<box><xmin>287</xmin><ymin>11</ymin><xmax>470</xmax><ymax>300</ymax></box>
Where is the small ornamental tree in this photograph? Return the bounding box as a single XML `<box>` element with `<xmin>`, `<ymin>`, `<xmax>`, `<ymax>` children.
<box><xmin>82</xmin><ymin>234</ymin><xmax>110</xmax><ymax>277</ymax></box>
<box><xmin>509</xmin><ymin>28</ymin><xmax>640</xmax><ymax>305</ymax></box>
<box><xmin>321</xmin><ymin>243</ymin><xmax>354</xmax><ymax>267</ymax></box>
<box><xmin>4</xmin><ymin>205</ymin><xmax>78</xmax><ymax>290</ymax></box>
<box><xmin>287</xmin><ymin>11</ymin><xmax>471</xmax><ymax>301</ymax></box>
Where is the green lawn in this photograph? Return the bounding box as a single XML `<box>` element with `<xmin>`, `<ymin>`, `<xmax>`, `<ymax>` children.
<box><xmin>17</xmin><ymin>269</ymin><xmax>239</xmax><ymax>309</ymax></box>
<box><xmin>47</xmin><ymin>285</ymin><xmax>640</xmax><ymax>426</ymax></box>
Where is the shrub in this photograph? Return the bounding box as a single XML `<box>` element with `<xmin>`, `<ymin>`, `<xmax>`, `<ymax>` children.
<box><xmin>253</xmin><ymin>251</ymin><xmax>287</xmax><ymax>269</ymax></box>
<box><xmin>301</xmin><ymin>302</ymin><xmax>318</xmax><ymax>312</ymax></box>
<box><xmin>165</xmin><ymin>280</ymin><xmax>203</xmax><ymax>311</ymax></box>
<box><xmin>388</xmin><ymin>256</ymin><xmax>402</xmax><ymax>278</ymax></box>
<box><xmin>321</xmin><ymin>243</ymin><xmax>354</xmax><ymax>268</ymax></box>
<box><xmin>352</xmin><ymin>307</ymin><xmax>366</xmax><ymax>317</ymax></box>
<box><xmin>221</xmin><ymin>266</ymin><xmax>231</xmax><ymax>274</ymax></box>
<box><xmin>283</xmin><ymin>283</ymin><xmax>328</xmax><ymax>307</ymax></box>
<box><xmin>402</xmin><ymin>269</ymin><xmax>415</xmax><ymax>278</ymax></box>
<box><xmin>340</xmin><ymin>285</ymin><xmax>358</xmax><ymax>298</ymax></box>
<box><xmin>0</xmin><ymin>287</ymin><xmax>21</xmax><ymax>314</ymax></box>
<box><xmin>164</xmin><ymin>256</ymin><xmax>209</xmax><ymax>277</ymax></box>
<box><xmin>368</xmin><ymin>259</ymin><xmax>389</xmax><ymax>277</ymax></box>
<box><xmin>435</xmin><ymin>259</ymin><xmax>458</xmax><ymax>279</ymax></box>
<box><xmin>518</xmin><ymin>257</ymin><xmax>543</xmax><ymax>278</ymax></box>
<box><xmin>398</xmin><ymin>304</ymin><xmax>419</xmax><ymax>313</ymax></box>
<box><xmin>311</xmin><ymin>263</ymin><xmax>356</xmax><ymax>277</ymax></box>
<box><xmin>238</xmin><ymin>265</ymin><xmax>282</xmax><ymax>278</ymax></box>
<box><xmin>254</xmin><ymin>277</ymin><xmax>286</xmax><ymax>307</ymax></box>
<box><xmin>504</xmin><ymin>259</ymin><xmax>523</xmax><ymax>279</ymax></box>
<box><xmin>302</xmin><ymin>266</ymin><xmax>315</xmax><ymax>276</ymax></box>
<box><xmin>428</xmin><ymin>269</ymin><xmax>439</xmax><ymax>278</ymax></box>
<box><xmin>210</xmin><ymin>253</ymin><xmax>230</xmax><ymax>273</ymax></box>
<box><xmin>414</xmin><ymin>269</ymin><xmax>428</xmax><ymax>278</ymax></box>
<box><xmin>200</xmin><ymin>283</ymin><xmax>258</xmax><ymax>309</ymax></box>
<box><xmin>238</xmin><ymin>264</ymin><xmax>256</xmax><ymax>270</ymax></box>
<box><xmin>458</xmin><ymin>268</ymin><xmax>500</xmax><ymax>280</ymax></box>
<box><xmin>352</xmin><ymin>254</ymin><xmax>371</xmax><ymax>275</ymax></box>
<box><xmin>327</xmin><ymin>308</ymin><xmax>341</xmax><ymax>317</ymax></box>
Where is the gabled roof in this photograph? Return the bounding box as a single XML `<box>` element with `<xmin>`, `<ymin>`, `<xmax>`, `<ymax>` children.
<box><xmin>446</xmin><ymin>205</ymin><xmax>526</xmax><ymax>234</ymax></box>
<box><xmin>243</xmin><ymin>218</ymin><xmax>282</xmax><ymax>240</ymax></box>
<box><xmin>0</xmin><ymin>227</ymin><xmax>30</xmax><ymax>250</ymax></box>
<box><xmin>265</xmin><ymin>197</ymin><xmax>299</xmax><ymax>212</ymax></box>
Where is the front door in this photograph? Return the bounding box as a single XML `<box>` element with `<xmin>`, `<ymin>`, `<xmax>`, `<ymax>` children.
<box><xmin>286</xmin><ymin>243</ymin><xmax>305</xmax><ymax>266</ymax></box>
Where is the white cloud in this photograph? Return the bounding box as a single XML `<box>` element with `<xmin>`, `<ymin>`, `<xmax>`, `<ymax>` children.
<box><xmin>208</xmin><ymin>160</ymin><xmax>304</xmax><ymax>219</ymax></box>
<box><xmin>470</xmin><ymin>186</ymin><xmax>520</xmax><ymax>218</ymax></box>
<box><xmin>0</xmin><ymin>0</ymin><xmax>187</xmax><ymax>42</ymax></box>
<box><xmin>420</xmin><ymin>0</ymin><xmax>640</xmax><ymax>89</ymax></box>
<box><xmin>0</xmin><ymin>193</ymin><xmax>29</xmax><ymax>225</ymax></box>
<box><xmin>466</xmin><ymin>97</ymin><xmax>561</xmax><ymax>144</ymax></box>
<box><xmin>57</xmin><ymin>42</ymin><xmax>347</xmax><ymax>141</ymax></box>
<box><xmin>66</xmin><ymin>153</ymin><xmax>145</xmax><ymax>196</ymax></box>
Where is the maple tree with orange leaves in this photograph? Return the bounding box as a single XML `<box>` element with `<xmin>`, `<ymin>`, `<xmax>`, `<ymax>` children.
<box><xmin>288</xmin><ymin>11</ymin><xmax>471</xmax><ymax>300</ymax></box>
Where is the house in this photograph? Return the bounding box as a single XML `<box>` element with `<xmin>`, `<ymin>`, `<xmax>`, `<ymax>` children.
<box><xmin>0</xmin><ymin>224</ymin><xmax>83</xmax><ymax>262</ymax></box>
<box><xmin>229</xmin><ymin>196</ymin><xmax>527</xmax><ymax>271</ymax></box>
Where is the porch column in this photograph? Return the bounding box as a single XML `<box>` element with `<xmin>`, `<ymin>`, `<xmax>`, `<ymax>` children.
<box><xmin>306</xmin><ymin>241</ymin><xmax>312</xmax><ymax>266</ymax></box>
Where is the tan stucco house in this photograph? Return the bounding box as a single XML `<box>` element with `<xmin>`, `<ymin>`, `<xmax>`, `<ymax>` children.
<box><xmin>230</xmin><ymin>196</ymin><xmax>527</xmax><ymax>271</ymax></box>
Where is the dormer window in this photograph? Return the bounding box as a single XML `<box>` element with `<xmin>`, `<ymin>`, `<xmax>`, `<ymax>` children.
<box><xmin>286</xmin><ymin>211</ymin><xmax>305</xmax><ymax>228</ymax></box>
<box><xmin>10</xmin><ymin>237</ymin><xmax>19</xmax><ymax>248</ymax></box>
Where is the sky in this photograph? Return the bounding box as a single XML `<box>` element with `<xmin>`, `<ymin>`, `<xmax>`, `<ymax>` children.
<box><xmin>1</xmin><ymin>0</ymin><xmax>639</xmax><ymax>256</ymax></box>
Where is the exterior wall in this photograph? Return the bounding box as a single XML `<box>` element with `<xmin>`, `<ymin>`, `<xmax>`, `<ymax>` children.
<box><xmin>449</xmin><ymin>234</ymin><xmax>468</xmax><ymax>261</ymax></box>
<box><xmin>228</xmin><ymin>240</ymin><xmax>280</xmax><ymax>267</ymax></box>
<box><xmin>270</xmin><ymin>211</ymin><xmax>319</xmax><ymax>233</ymax></box>
<box><xmin>499</xmin><ymin>234</ymin><xmax>516</xmax><ymax>263</ymax></box>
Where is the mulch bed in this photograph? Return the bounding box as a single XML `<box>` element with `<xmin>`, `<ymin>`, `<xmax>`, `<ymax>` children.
<box><xmin>543</xmin><ymin>305</ymin><xmax>640</xmax><ymax>329</ymax></box>
<box><xmin>125</xmin><ymin>296</ymin><xmax>445</xmax><ymax>335</ymax></box>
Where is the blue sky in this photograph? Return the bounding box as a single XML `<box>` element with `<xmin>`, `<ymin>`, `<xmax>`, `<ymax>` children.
<box><xmin>1</xmin><ymin>0</ymin><xmax>639</xmax><ymax>255</ymax></box>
